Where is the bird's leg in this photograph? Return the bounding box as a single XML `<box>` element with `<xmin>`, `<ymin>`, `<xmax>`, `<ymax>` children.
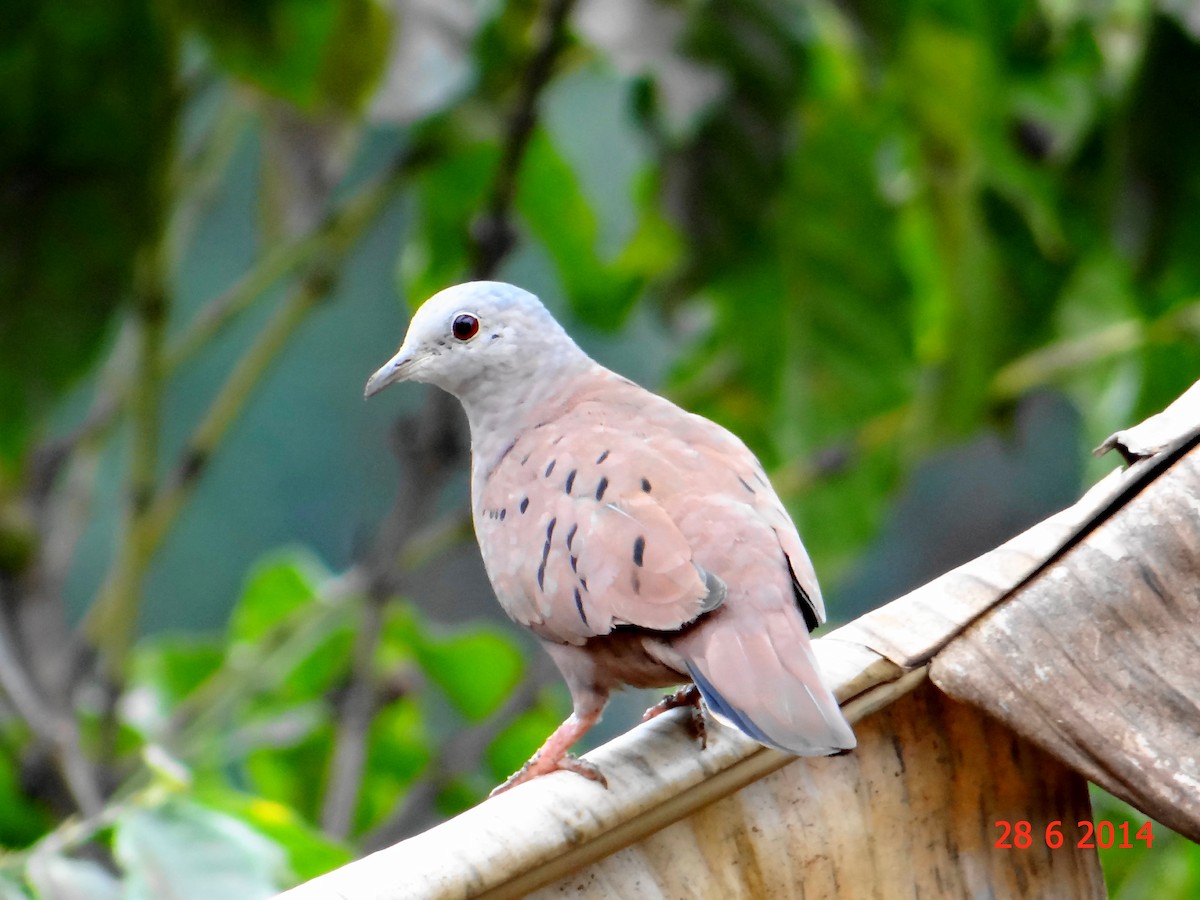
<box><xmin>491</xmin><ymin>641</ymin><xmax>610</xmax><ymax>797</ymax></box>
<box><xmin>642</xmin><ymin>684</ymin><xmax>706</xmax><ymax>748</ymax></box>
<box><xmin>490</xmin><ymin>706</ymin><xmax>607</xmax><ymax>797</ymax></box>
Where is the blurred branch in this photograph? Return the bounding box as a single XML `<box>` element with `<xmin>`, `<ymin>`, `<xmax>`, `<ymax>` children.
<box><xmin>362</xmin><ymin>659</ymin><xmax>554</xmax><ymax>851</ymax></box>
<box><xmin>397</xmin><ymin>511</ymin><xmax>474</xmax><ymax>573</ymax></box>
<box><xmin>173</xmin><ymin>568</ymin><xmax>366</xmax><ymax>749</ymax></box>
<box><xmin>84</xmin><ymin>269</ymin><xmax>330</xmax><ymax>668</ymax></box>
<box><xmin>319</xmin><ymin>0</ymin><xmax>580</xmax><ymax>836</ymax></box>
<box><xmin>128</xmin><ymin>248</ymin><xmax>169</xmax><ymax>528</ymax></box>
<box><xmin>991</xmin><ymin>297</ymin><xmax>1200</xmax><ymax>400</ymax></box>
<box><xmin>781</xmin><ymin>297</ymin><xmax>1200</xmax><ymax>498</ymax></box>
<box><xmin>79</xmin><ymin>138</ymin><xmax>431</xmax><ymax>672</ymax></box>
<box><xmin>320</xmin><ymin>596</ymin><xmax>385</xmax><ymax>838</ymax></box>
<box><xmin>0</xmin><ymin>594</ymin><xmax>102</xmax><ymax>817</ymax></box>
<box><xmin>469</xmin><ymin>0</ymin><xmax>577</xmax><ymax>278</ymax></box>
<box><xmin>166</xmin><ymin>90</ymin><xmax>250</xmax><ymax>268</ymax></box>
<box><xmin>58</xmin><ymin>158</ymin><xmax>410</xmax><ymax>461</ymax></box>
<box><xmin>769</xmin><ymin>406</ymin><xmax>908</xmax><ymax>498</ymax></box>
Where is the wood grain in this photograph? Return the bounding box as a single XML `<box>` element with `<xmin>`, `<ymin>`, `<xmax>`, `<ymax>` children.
<box><xmin>933</xmin><ymin>446</ymin><xmax>1200</xmax><ymax>842</ymax></box>
<box><xmin>531</xmin><ymin>683</ymin><xmax>1102</xmax><ymax>900</ymax></box>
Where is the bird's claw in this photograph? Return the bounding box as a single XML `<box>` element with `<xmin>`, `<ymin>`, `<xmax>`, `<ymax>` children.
<box><xmin>642</xmin><ymin>684</ymin><xmax>707</xmax><ymax>749</ymax></box>
<box><xmin>489</xmin><ymin>753</ymin><xmax>608</xmax><ymax>797</ymax></box>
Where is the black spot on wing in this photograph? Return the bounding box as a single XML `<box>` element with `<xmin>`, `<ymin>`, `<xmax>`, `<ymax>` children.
<box><xmin>495</xmin><ymin>438</ymin><xmax>517</xmax><ymax>467</ymax></box>
<box><xmin>570</xmin><ymin>554</ymin><xmax>578</xmax><ymax>572</ymax></box>
<box><xmin>640</xmin><ymin>478</ymin><xmax>652</xmax><ymax>493</ymax></box>
<box><xmin>545</xmin><ymin>459</ymin><xmax>556</xmax><ymax>477</ymax></box>
<box><xmin>737</xmin><ymin>475</ymin><xmax>757</xmax><ymax>495</ymax></box>
<box><xmin>633</xmin><ymin>536</ymin><xmax>645</xmax><ymax>567</ymax></box>
<box><xmin>596</xmin><ymin>449</ymin><xmax>610</xmax><ymax>464</ymax></box>
<box><xmin>565</xmin><ymin>469</ymin><xmax>576</xmax><ymax>494</ymax></box>
<box><xmin>574</xmin><ymin>587</ymin><xmax>588</xmax><ymax>625</ymax></box>
<box><xmin>566</xmin><ymin>522</ymin><xmax>577</xmax><ymax>550</ymax></box>
<box><xmin>595</xmin><ymin>477</ymin><xmax>609</xmax><ymax>501</ymax></box>
<box><xmin>520</xmin><ymin>497</ymin><xmax>529</xmax><ymax>514</ymax></box>
<box><xmin>499</xmin><ymin>508</ymin><xmax>506</xmax><ymax>521</ymax></box>
<box><xmin>537</xmin><ymin>518</ymin><xmax>557</xmax><ymax>593</ymax></box>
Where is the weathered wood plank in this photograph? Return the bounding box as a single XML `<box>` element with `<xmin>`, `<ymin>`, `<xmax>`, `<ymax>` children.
<box><xmin>933</xmin><ymin>446</ymin><xmax>1200</xmax><ymax>842</ymax></box>
<box><xmin>277</xmin><ymin>641</ymin><xmax>917</xmax><ymax>900</ymax></box>
<box><xmin>531</xmin><ymin>683</ymin><xmax>1103</xmax><ymax>900</ymax></box>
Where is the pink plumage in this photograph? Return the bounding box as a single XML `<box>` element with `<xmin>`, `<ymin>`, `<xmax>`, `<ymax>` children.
<box><xmin>366</xmin><ymin>281</ymin><xmax>855</xmax><ymax>793</ymax></box>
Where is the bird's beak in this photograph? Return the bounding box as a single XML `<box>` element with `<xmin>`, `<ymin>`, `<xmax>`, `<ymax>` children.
<box><xmin>364</xmin><ymin>347</ymin><xmax>418</xmax><ymax>399</ymax></box>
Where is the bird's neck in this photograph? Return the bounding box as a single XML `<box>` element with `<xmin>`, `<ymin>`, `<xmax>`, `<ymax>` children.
<box><xmin>461</xmin><ymin>355</ymin><xmax>598</xmax><ymax>492</ymax></box>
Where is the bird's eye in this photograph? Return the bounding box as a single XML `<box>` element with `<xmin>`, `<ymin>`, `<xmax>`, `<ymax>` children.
<box><xmin>451</xmin><ymin>312</ymin><xmax>480</xmax><ymax>342</ymax></box>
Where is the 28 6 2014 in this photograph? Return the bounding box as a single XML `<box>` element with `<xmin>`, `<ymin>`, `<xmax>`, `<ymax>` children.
<box><xmin>994</xmin><ymin>819</ymin><xmax>1153</xmax><ymax>849</ymax></box>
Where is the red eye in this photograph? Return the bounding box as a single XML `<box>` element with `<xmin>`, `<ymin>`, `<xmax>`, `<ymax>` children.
<box><xmin>452</xmin><ymin>313</ymin><xmax>480</xmax><ymax>341</ymax></box>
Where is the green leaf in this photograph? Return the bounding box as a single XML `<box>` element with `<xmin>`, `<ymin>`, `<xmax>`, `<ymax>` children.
<box><xmin>355</xmin><ymin>699</ymin><xmax>432</xmax><ymax>832</ymax></box>
<box><xmin>287</xmin><ymin>627</ymin><xmax>357</xmax><ymax>703</ymax></box>
<box><xmin>244</xmin><ymin>728</ymin><xmax>332</xmax><ymax>823</ymax></box>
<box><xmin>434</xmin><ymin>775</ymin><xmax>483</xmax><ymax>820</ymax></box>
<box><xmin>0</xmin><ymin>746</ymin><xmax>53</xmax><ymax>849</ymax></box>
<box><xmin>228</xmin><ymin>547</ymin><xmax>328</xmax><ymax>647</ymax></box>
<box><xmin>0</xmin><ymin>874</ymin><xmax>29</xmax><ymax>900</ymax></box>
<box><xmin>388</xmin><ymin>607</ymin><xmax>525</xmax><ymax>724</ymax></box>
<box><xmin>1091</xmin><ymin>788</ymin><xmax>1200</xmax><ymax>899</ymax></box>
<box><xmin>423</xmin><ymin>629</ymin><xmax>523</xmax><ymax>723</ymax></box>
<box><xmin>130</xmin><ymin>637</ymin><xmax>225</xmax><ymax>712</ymax></box>
<box><xmin>485</xmin><ymin>688</ymin><xmax>568</xmax><ymax>780</ymax></box>
<box><xmin>192</xmin><ymin>786</ymin><xmax>351</xmax><ymax>884</ymax></box>
<box><xmin>517</xmin><ymin>129</ymin><xmax>640</xmax><ymax>328</ymax></box>
<box><xmin>398</xmin><ymin>140</ymin><xmax>499</xmax><ymax>303</ymax></box>
<box><xmin>175</xmin><ymin>0</ymin><xmax>391</xmax><ymax>112</ymax></box>
<box><xmin>26</xmin><ymin>853</ymin><xmax>120</xmax><ymax>900</ymax></box>
<box><xmin>114</xmin><ymin>800</ymin><xmax>287</xmax><ymax>900</ymax></box>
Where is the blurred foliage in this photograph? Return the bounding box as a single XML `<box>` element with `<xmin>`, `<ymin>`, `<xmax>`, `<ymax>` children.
<box><xmin>0</xmin><ymin>0</ymin><xmax>1197</xmax><ymax>895</ymax></box>
<box><xmin>0</xmin><ymin>0</ymin><xmax>176</xmax><ymax>468</ymax></box>
<box><xmin>1094</xmin><ymin>789</ymin><xmax>1200</xmax><ymax>900</ymax></box>
<box><xmin>174</xmin><ymin>0</ymin><xmax>391</xmax><ymax>112</ymax></box>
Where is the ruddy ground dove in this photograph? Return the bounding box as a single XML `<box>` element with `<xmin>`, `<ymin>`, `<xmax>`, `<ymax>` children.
<box><xmin>366</xmin><ymin>281</ymin><xmax>855</xmax><ymax>794</ymax></box>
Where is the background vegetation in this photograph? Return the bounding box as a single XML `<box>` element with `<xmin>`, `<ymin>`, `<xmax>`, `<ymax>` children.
<box><xmin>1</xmin><ymin>0</ymin><xmax>1198</xmax><ymax>894</ymax></box>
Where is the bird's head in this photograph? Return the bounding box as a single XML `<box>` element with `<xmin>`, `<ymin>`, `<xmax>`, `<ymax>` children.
<box><xmin>364</xmin><ymin>281</ymin><xmax>590</xmax><ymax>405</ymax></box>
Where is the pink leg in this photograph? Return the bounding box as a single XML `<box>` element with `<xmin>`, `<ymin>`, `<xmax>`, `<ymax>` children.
<box><xmin>642</xmin><ymin>684</ymin><xmax>706</xmax><ymax>748</ymax></box>
<box><xmin>490</xmin><ymin>706</ymin><xmax>607</xmax><ymax>796</ymax></box>
<box><xmin>491</xmin><ymin>641</ymin><xmax>611</xmax><ymax>797</ymax></box>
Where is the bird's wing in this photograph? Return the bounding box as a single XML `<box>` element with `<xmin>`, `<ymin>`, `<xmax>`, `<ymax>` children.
<box><xmin>475</xmin><ymin>410</ymin><xmax>723</xmax><ymax>644</ymax></box>
<box><xmin>474</xmin><ymin>371</ymin><xmax>821</xmax><ymax>642</ymax></box>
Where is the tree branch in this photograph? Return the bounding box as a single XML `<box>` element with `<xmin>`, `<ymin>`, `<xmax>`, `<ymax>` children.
<box><xmin>0</xmin><ymin>585</ymin><xmax>102</xmax><ymax>816</ymax></box>
<box><xmin>83</xmin><ymin>269</ymin><xmax>330</xmax><ymax>668</ymax></box>
<box><xmin>470</xmin><ymin>0</ymin><xmax>577</xmax><ymax>279</ymax></box>
<box><xmin>78</xmin><ymin>141</ymin><xmax>426</xmax><ymax>673</ymax></box>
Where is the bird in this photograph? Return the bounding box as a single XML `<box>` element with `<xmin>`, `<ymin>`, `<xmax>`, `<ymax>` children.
<box><xmin>365</xmin><ymin>281</ymin><xmax>855</xmax><ymax>794</ymax></box>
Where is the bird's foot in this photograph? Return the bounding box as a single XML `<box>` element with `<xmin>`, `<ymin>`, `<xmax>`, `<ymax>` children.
<box><xmin>490</xmin><ymin>752</ymin><xmax>607</xmax><ymax>797</ymax></box>
<box><xmin>642</xmin><ymin>684</ymin><xmax>707</xmax><ymax>749</ymax></box>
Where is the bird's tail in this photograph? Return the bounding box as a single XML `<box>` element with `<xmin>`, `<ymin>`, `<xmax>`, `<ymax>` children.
<box><xmin>675</xmin><ymin>604</ymin><xmax>855</xmax><ymax>755</ymax></box>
